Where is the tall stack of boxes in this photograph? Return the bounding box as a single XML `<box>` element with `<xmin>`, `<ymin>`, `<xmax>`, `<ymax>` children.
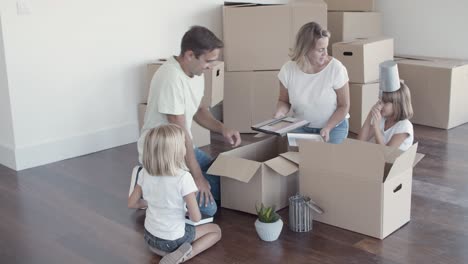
<box><xmin>327</xmin><ymin>0</ymin><xmax>392</xmax><ymax>134</ymax></box>
<box><xmin>137</xmin><ymin>60</ymin><xmax>225</xmax><ymax>147</ymax></box>
<box><xmin>223</xmin><ymin>1</ymin><xmax>327</xmax><ymax>133</ymax></box>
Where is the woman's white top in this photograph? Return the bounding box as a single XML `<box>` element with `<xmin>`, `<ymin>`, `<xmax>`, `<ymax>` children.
<box><xmin>278</xmin><ymin>58</ymin><xmax>349</xmax><ymax>128</ymax></box>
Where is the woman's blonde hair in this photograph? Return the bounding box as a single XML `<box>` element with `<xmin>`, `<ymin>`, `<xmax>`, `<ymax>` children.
<box><xmin>381</xmin><ymin>82</ymin><xmax>414</xmax><ymax>121</ymax></box>
<box><xmin>142</xmin><ymin>124</ymin><xmax>188</xmax><ymax>176</ymax></box>
<box><xmin>290</xmin><ymin>22</ymin><xmax>330</xmax><ymax>71</ymax></box>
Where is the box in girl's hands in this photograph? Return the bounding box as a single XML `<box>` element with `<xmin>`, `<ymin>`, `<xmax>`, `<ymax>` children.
<box><xmin>298</xmin><ymin>139</ymin><xmax>424</xmax><ymax>239</ymax></box>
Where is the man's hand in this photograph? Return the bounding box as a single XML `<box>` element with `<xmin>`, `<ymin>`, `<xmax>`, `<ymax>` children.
<box><xmin>222</xmin><ymin>127</ymin><xmax>241</xmax><ymax>147</ymax></box>
<box><xmin>194</xmin><ymin>176</ymin><xmax>213</xmax><ymax>207</ymax></box>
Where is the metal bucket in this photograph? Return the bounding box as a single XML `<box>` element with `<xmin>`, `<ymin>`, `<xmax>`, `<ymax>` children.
<box><xmin>288</xmin><ymin>194</ymin><xmax>323</xmax><ymax>233</ymax></box>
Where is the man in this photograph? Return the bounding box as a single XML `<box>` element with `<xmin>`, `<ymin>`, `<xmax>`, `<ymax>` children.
<box><xmin>131</xmin><ymin>26</ymin><xmax>241</xmax><ymax>216</ymax></box>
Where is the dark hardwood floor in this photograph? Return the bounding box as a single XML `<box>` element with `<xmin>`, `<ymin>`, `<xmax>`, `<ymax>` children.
<box><xmin>1</xmin><ymin>124</ymin><xmax>468</xmax><ymax>264</ymax></box>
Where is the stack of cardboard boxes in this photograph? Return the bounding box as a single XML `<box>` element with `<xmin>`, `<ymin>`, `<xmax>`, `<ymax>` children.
<box><xmin>327</xmin><ymin>0</ymin><xmax>392</xmax><ymax>134</ymax></box>
<box><xmin>137</xmin><ymin>60</ymin><xmax>225</xmax><ymax>147</ymax></box>
<box><xmin>222</xmin><ymin>0</ymin><xmax>327</xmax><ymax>133</ymax></box>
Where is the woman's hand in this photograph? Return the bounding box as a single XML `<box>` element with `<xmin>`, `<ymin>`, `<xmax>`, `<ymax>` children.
<box><xmin>320</xmin><ymin>127</ymin><xmax>332</xmax><ymax>142</ymax></box>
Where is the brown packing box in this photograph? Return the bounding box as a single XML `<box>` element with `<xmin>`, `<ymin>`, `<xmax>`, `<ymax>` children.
<box><xmin>327</xmin><ymin>12</ymin><xmax>382</xmax><ymax>54</ymax></box>
<box><xmin>223</xmin><ymin>71</ymin><xmax>279</xmax><ymax>133</ymax></box>
<box><xmin>138</xmin><ymin>103</ymin><xmax>210</xmax><ymax>148</ymax></box>
<box><xmin>207</xmin><ymin>136</ymin><xmax>300</xmax><ymax>215</ymax></box>
<box><xmin>396</xmin><ymin>56</ymin><xmax>468</xmax><ymax>129</ymax></box>
<box><xmin>348</xmin><ymin>82</ymin><xmax>379</xmax><ymax>134</ymax></box>
<box><xmin>298</xmin><ymin>139</ymin><xmax>424</xmax><ymax>239</ymax></box>
<box><xmin>333</xmin><ymin>37</ymin><xmax>394</xmax><ymax>83</ymax></box>
<box><xmin>143</xmin><ymin>60</ymin><xmax>224</xmax><ymax>107</ymax></box>
<box><xmin>324</xmin><ymin>0</ymin><xmax>374</xmax><ymax>11</ymax></box>
<box><xmin>223</xmin><ymin>0</ymin><xmax>327</xmax><ymax>71</ymax></box>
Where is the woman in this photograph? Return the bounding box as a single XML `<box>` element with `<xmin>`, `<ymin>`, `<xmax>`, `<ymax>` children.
<box><xmin>274</xmin><ymin>22</ymin><xmax>350</xmax><ymax>144</ymax></box>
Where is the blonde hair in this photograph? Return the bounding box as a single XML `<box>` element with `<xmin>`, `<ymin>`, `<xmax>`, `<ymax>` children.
<box><xmin>142</xmin><ymin>124</ymin><xmax>188</xmax><ymax>176</ymax></box>
<box><xmin>290</xmin><ymin>22</ymin><xmax>330</xmax><ymax>71</ymax></box>
<box><xmin>381</xmin><ymin>82</ymin><xmax>414</xmax><ymax>121</ymax></box>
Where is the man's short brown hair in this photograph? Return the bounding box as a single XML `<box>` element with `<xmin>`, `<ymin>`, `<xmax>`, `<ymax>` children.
<box><xmin>180</xmin><ymin>26</ymin><xmax>223</xmax><ymax>58</ymax></box>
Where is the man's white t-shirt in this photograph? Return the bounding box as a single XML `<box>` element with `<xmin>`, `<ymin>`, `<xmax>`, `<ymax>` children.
<box><xmin>379</xmin><ymin>118</ymin><xmax>414</xmax><ymax>151</ymax></box>
<box><xmin>138</xmin><ymin>56</ymin><xmax>205</xmax><ymax>162</ymax></box>
<box><xmin>278</xmin><ymin>58</ymin><xmax>349</xmax><ymax>128</ymax></box>
<box><xmin>137</xmin><ymin>169</ymin><xmax>198</xmax><ymax>240</ymax></box>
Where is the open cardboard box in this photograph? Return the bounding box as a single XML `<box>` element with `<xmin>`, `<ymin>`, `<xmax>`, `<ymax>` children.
<box><xmin>298</xmin><ymin>138</ymin><xmax>424</xmax><ymax>239</ymax></box>
<box><xmin>207</xmin><ymin>136</ymin><xmax>300</xmax><ymax>214</ymax></box>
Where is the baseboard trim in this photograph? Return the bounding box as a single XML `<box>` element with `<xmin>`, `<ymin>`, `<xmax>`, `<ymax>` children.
<box><xmin>0</xmin><ymin>143</ymin><xmax>16</xmax><ymax>170</ymax></box>
<box><xmin>13</xmin><ymin>123</ymin><xmax>139</xmax><ymax>171</ymax></box>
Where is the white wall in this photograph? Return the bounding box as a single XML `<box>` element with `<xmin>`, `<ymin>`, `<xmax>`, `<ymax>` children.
<box><xmin>376</xmin><ymin>0</ymin><xmax>468</xmax><ymax>59</ymax></box>
<box><xmin>0</xmin><ymin>0</ymin><xmax>226</xmax><ymax>170</ymax></box>
<box><xmin>0</xmin><ymin>14</ymin><xmax>16</xmax><ymax>168</ymax></box>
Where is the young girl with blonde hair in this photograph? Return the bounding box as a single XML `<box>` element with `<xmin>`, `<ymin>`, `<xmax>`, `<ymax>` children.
<box><xmin>128</xmin><ymin>124</ymin><xmax>221</xmax><ymax>264</ymax></box>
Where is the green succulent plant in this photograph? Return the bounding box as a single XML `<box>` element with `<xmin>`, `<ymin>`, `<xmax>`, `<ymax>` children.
<box><xmin>255</xmin><ymin>203</ymin><xmax>281</xmax><ymax>223</ymax></box>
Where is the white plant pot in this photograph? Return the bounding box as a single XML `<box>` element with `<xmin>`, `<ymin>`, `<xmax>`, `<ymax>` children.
<box><xmin>254</xmin><ymin>218</ymin><xmax>283</xmax><ymax>242</ymax></box>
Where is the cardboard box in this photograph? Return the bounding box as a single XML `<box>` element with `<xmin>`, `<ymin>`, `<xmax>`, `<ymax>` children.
<box><xmin>348</xmin><ymin>82</ymin><xmax>379</xmax><ymax>134</ymax></box>
<box><xmin>137</xmin><ymin>103</ymin><xmax>210</xmax><ymax>147</ymax></box>
<box><xmin>324</xmin><ymin>0</ymin><xmax>374</xmax><ymax>11</ymax></box>
<box><xmin>396</xmin><ymin>56</ymin><xmax>468</xmax><ymax>129</ymax></box>
<box><xmin>223</xmin><ymin>0</ymin><xmax>327</xmax><ymax>71</ymax></box>
<box><xmin>223</xmin><ymin>71</ymin><xmax>279</xmax><ymax>133</ymax></box>
<box><xmin>327</xmin><ymin>12</ymin><xmax>382</xmax><ymax>54</ymax></box>
<box><xmin>298</xmin><ymin>139</ymin><xmax>421</xmax><ymax>239</ymax></box>
<box><xmin>143</xmin><ymin>60</ymin><xmax>224</xmax><ymax>107</ymax></box>
<box><xmin>333</xmin><ymin>37</ymin><xmax>394</xmax><ymax>83</ymax></box>
<box><xmin>207</xmin><ymin>136</ymin><xmax>300</xmax><ymax>215</ymax></box>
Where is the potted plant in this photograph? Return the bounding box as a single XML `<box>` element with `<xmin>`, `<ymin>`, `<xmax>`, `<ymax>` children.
<box><xmin>254</xmin><ymin>203</ymin><xmax>283</xmax><ymax>242</ymax></box>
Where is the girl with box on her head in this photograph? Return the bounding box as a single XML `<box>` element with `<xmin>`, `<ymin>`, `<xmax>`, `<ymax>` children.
<box><xmin>357</xmin><ymin>82</ymin><xmax>414</xmax><ymax>151</ymax></box>
<box><xmin>274</xmin><ymin>22</ymin><xmax>350</xmax><ymax>144</ymax></box>
<box><xmin>128</xmin><ymin>124</ymin><xmax>221</xmax><ymax>264</ymax></box>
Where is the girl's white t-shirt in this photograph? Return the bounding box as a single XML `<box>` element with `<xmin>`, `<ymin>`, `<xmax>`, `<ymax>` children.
<box><xmin>278</xmin><ymin>58</ymin><xmax>349</xmax><ymax>128</ymax></box>
<box><xmin>379</xmin><ymin>118</ymin><xmax>414</xmax><ymax>151</ymax></box>
<box><xmin>137</xmin><ymin>169</ymin><xmax>198</xmax><ymax>240</ymax></box>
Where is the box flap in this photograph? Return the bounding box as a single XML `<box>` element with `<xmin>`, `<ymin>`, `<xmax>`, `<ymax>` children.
<box><xmin>299</xmin><ymin>139</ymin><xmax>385</xmax><ymax>182</ymax></box>
<box><xmin>207</xmin><ymin>154</ymin><xmax>261</xmax><ymax>183</ymax></box>
<box><xmin>264</xmin><ymin>156</ymin><xmax>298</xmax><ymax>176</ymax></box>
<box><xmin>414</xmin><ymin>153</ymin><xmax>425</xmax><ymax>167</ymax></box>
<box><xmin>280</xmin><ymin>151</ymin><xmax>300</xmax><ymax>164</ymax></box>
<box><xmin>384</xmin><ymin>143</ymin><xmax>418</xmax><ymax>182</ymax></box>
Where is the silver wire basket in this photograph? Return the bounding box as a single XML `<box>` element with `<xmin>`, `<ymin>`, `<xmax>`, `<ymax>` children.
<box><xmin>288</xmin><ymin>194</ymin><xmax>323</xmax><ymax>233</ymax></box>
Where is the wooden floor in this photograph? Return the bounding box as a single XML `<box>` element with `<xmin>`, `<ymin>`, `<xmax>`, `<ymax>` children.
<box><xmin>1</xmin><ymin>124</ymin><xmax>468</xmax><ymax>264</ymax></box>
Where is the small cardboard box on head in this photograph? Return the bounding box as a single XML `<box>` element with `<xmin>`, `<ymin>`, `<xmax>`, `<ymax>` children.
<box><xmin>298</xmin><ymin>138</ymin><xmax>423</xmax><ymax>239</ymax></box>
